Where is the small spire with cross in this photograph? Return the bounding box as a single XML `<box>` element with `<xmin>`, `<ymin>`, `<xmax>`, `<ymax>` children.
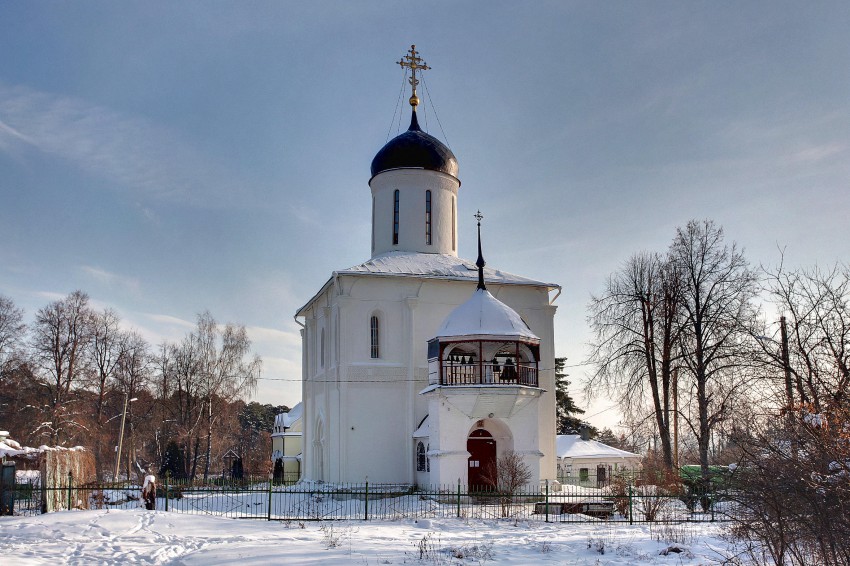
<box><xmin>397</xmin><ymin>44</ymin><xmax>430</xmax><ymax>109</ymax></box>
<box><xmin>475</xmin><ymin>210</ymin><xmax>486</xmax><ymax>291</ymax></box>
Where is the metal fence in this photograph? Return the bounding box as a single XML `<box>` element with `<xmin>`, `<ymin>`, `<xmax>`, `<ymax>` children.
<box><xmin>7</xmin><ymin>473</ymin><xmax>730</xmax><ymax>523</ymax></box>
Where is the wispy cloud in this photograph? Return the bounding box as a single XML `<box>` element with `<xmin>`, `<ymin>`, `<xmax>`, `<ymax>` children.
<box><xmin>143</xmin><ymin>313</ymin><xmax>197</xmax><ymax>330</ymax></box>
<box><xmin>790</xmin><ymin>142</ymin><xmax>847</xmax><ymax>164</ymax></box>
<box><xmin>79</xmin><ymin>265</ymin><xmax>141</xmax><ymax>294</ymax></box>
<box><xmin>0</xmin><ymin>82</ymin><xmax>245</xmax><ymax>207</ymax></box>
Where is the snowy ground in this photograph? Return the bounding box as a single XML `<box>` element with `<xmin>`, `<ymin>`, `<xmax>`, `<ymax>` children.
<box><xmin>0</xmin><ymin>509</ymin><xmax>739</xmax><ymax>565</ymax></box>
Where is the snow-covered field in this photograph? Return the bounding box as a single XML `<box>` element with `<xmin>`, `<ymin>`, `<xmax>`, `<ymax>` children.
<box><xmin>0</xmin><ymin>509</ymin><xmax>737</xmax><ymax>565</ymax></box>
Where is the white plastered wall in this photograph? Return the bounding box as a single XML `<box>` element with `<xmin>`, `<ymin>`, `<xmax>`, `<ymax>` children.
<box><xmin>369</xmin><ymin>169</ymin><xmax>460</xmax><ymax>257</ymax></box>
<box><xmin>298</xmin><ymin>274</ymin><xmax>557</xmax><ymax>485</ymax></box>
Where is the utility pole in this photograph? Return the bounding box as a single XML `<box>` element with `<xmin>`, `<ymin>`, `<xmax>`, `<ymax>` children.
<box><xmin>114</xmin><ymin>392</ymin><xmax>129</xmax><ymax>482</ymax></box>
<box><xmin>113</xmin><ymin>393</ymin><xmax>137</xmax><ymax>482</ymax></box>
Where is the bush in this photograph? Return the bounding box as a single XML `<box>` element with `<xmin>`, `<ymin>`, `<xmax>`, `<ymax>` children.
<box><xmin>727</xmin><ymin>404</ymin><xmax>850</xmax><ymax>565</ymax></box>
<box><xmin>480</xmin><ymin>450</ymin><xmax>532</xmax><ymax>518</ymax></box>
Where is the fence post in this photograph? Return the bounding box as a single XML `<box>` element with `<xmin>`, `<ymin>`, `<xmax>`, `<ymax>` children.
<box><xmin>457</xmin><ymin>480</ymin><xmax>461</xmax><ymax>518</ymax></box>
<box><xmin>545</xmin><ymin>479</ymin><xmax>549</xmax><ymax>523</ymax></box>
<box><xmin>67</xmin><ymin>471</ymin><xmax>73</xmax><ymax>511</ymax></box>
<box><xmin>364</xmin><ymin>481</ymin><xmax>369</xmax><ymax>521</ymax></box>
<box><xmin>267</xmin><ymin>473</ymin><xmax>273</xmax><ymax>521</ymax></box>
<box><xmin>710</xmin><ymin>485</ymin><xmax>715</xmax><ymax>522</ymax></box>
<box><xmin>628</xmin><ymin>484</ymin><xmax>633</xmax><ymax>525</ymax></box>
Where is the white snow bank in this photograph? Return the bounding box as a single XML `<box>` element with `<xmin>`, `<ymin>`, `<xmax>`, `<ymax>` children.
<box><xmin>0</xmin><ymin>509</ymin><xmax>733</xmax><ymax>565</ymax></box>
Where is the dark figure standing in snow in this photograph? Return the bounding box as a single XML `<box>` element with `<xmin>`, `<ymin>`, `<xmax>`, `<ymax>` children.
<box><xmin>141</xmin><ymin>471</ymin><xmax>156</xmax><ymax>510</ymax></box>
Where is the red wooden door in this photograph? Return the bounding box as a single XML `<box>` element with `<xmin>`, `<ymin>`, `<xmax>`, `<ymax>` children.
<box><xmin>467</xmin><ymin>429</ymin><xmax>496</xmax><ymax>491</ymax></box>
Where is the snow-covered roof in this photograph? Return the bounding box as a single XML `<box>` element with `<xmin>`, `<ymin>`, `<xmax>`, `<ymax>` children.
<box><xmin>556</xmin><ymin>435</ymin><xmax>640</xmax><ymax>460</ymax></box>
<box><xmin>297</xmin><ymin>252</ymin><xmax>558</xmax><ymax>316</ymax></box>
<box><xmin>0</xmin><ymin>437</ymin><xmax>38</xmax><ymax>458</ymax></box>
<box><xmin>339</xmin><ymin>252</ymin><xmax>554</xmax><ymax>286</ymax></box>
<box><xmin>435</xmin><ymin>288</ymin><xmax>539</xmax><ymax>342</ymax></box>
<box><xmin>412</xmin><ymin>415</ymin><xmax>430</xmax><ymax>438</ymax></box>
<box><xmin>0</xmin><ymin>435</ymin><xmax>83</xmax><ymax>459</ymax></box>
<box><xmin>274</xmin><ymin>402</ymin><xmax>303</xmax><ymax>430</ymax></box>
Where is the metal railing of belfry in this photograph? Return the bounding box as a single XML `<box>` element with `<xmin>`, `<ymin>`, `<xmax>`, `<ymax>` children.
<box><xmin>441</xmin><ymin>362</ymin><xmax>538</xmax><ymax>386</ymax></box>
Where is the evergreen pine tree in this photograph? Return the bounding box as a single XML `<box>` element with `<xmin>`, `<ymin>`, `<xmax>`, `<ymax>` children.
<box><xmin>555</xmin><ymin>357</ymin><xmax>597</xmax><ymax>436</ymax></box>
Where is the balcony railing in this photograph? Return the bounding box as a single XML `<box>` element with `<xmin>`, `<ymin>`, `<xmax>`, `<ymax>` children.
<box><xmin>440</xmin><ymin>362</ymin><xmax>538</xmax><ymax>387</ymax></box>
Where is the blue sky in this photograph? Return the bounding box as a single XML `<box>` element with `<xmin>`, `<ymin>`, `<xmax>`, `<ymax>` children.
<box><xmin>1</xmin><ymin>2</ymin><xmax>848</xmax><ymax>427</ymax></box>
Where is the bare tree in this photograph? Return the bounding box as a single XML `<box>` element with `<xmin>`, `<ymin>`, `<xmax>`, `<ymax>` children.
<box><xmin>480</xmin><ymin>450</ymin><xmax>533</xmax><ymax>517</ymax></box>
<box><xmin>0</xmin><ymin>294</ymin><xmax>26</xmax><ymax>371</ymax></box>
<box><xmin>764</xmin><ymin>262</ymin><xmax>850</xmax><ymax>413</ymax></box>
<box><xmin>671</xmin><ymin>220</ymin><xmax>758</xmax><ymax>481</ymax></box>
<box><xmin>157</xmin><ymin>335</ymin><xmax>205</xmax><ymax>479</ymax></box>
<box><xmin>115</xmin><ymin>331</ymin><xmax>153</xmax><ymax>478</ymax></box>
<box><xmin>194</xmin><ymin>312</ymin><xmax>261</xmax><ymax>481</ymax></box>
<box><xmin>88</xmin><ymin>308</ymin><xmax>126</xmax><ymax>479</ymax></box>
<box><xmin>587</xmin><ymin>252</ymin><xmax>682</xmax><ymax>470</ymax></box>
<box><xmin>30</xmin><ymin>290</ymin><xmax>94</xmax><ymax>444</ymax></box>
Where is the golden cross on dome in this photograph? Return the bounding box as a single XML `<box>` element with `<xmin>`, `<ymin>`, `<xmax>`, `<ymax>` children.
<box><xmin>397</xmin><ymin>44</ymin><xmax>430</xmax><ymax>108</ymax></box>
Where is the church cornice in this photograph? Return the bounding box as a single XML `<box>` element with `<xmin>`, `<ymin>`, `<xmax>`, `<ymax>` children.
<box><xmin>295</xmin><ymin>270</ymin><xmax>559</xmax><ymax>318</ymax></box>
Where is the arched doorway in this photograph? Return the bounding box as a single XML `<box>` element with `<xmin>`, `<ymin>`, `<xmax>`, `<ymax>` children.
<box><xmin>467</xmin><ymin>429</ymin><xmax>496</xmax><ymax>491</ymax></box>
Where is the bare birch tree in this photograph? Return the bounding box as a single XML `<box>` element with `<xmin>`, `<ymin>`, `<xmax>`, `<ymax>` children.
<box><xmin>194</xmin><ymin>312</ymin><xmax>261</xmax><ymax>480</ymax></box>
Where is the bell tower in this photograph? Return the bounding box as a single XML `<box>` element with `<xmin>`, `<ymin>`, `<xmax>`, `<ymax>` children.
<box><xmin>369</xmin><ymin>46</ymin><xmax>460</xmax><ymax>258</ymax></box>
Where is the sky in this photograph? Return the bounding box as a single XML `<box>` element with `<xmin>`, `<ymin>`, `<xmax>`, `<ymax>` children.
<box><xmin>1</xmin><ymin>2</ymin><xmax>848</xmax><ymax>429</ymax></box>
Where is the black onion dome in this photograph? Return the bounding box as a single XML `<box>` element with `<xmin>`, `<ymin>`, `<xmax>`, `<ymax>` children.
<box><xmin>370</xmin><ymin>111</ymin><xmax>458</xmax><ymax>179</ymax></box>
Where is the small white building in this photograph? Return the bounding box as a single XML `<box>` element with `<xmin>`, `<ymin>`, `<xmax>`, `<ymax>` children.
<box><xmin>556</xmin><ymin>434</ymin><xmax>642</xmax><ymax>486</ymax></box>
<box><xmin>271</xmin><ymin>402</ymin><xmax>302</xmax><ymax>482</ymax></box>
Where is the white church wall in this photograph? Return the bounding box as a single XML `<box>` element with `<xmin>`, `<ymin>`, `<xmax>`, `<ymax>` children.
<box><xmin>344</xmin><ymin>380</ymin><xmax>408</xmax><ymax>483</ymax></box>
<box><xmin>425</xmin><ymin>394</ymin><xmax>542</xmax><ymax>489</ymax></box>
<box><xmin>298</xmin><ymin>271</ymin><xmax>558</xmax><ymax>484</ymax></box>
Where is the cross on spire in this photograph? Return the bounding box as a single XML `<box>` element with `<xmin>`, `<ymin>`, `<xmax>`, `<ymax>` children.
<box><xmin>397</xmin><ymin>44</ymin><xmax>430</xmax><ymax>108</ymax></box>
<box><xmin>475</xmin><ymin>210</ymin><xmax>486</xmax><ymax>291</ymax></box>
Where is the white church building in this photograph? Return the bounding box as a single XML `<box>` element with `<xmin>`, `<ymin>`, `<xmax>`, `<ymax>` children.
<box><xmin>295</xmin><ymin>47</ymin><xmax>561</xmax><ymax>488</ymax></box>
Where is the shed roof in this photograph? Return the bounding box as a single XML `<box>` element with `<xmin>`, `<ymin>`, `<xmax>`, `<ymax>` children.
<box><xmin>274</xmin><ymin>402</ymin><xmax>303</xmax><ymax>430</ymax></box>
<box><xmin>556</xmin><ymin>435</ymin><xmax>641</xmax><ymax>460</ymax></box>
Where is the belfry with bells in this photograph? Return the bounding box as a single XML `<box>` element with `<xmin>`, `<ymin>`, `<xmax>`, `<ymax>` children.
<box><xmin>296</xmin><ymin>46</ymin><xmax>560</xmax><ymax>487</ymax></box>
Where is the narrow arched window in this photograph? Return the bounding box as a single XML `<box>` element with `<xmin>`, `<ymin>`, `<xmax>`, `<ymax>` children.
<box><xmin>393</xmin><ymin>190</ymin><xmax>400</xmax><ymax>245</ymax></box>
<box><xmin>416</xmin><ymin>442</ymin><xmax>426</xmax><ymax>472</ymax></box>
<box><xmin>370</xmin><ymin>315</ymin><xmax>380</xmax><ymax>359</ymax></box>
<box><xmin>425</xmin><ymin>190</ymin><xmax>432</xmax><ymax>245</ymax></box>
<box><xmin>426</xmin><ymin>443</ymin><xmax>430</xmax><ymax>472</ymax></box>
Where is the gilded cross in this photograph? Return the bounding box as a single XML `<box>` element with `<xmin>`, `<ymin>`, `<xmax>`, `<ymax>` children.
<box><xmin>397</xmin><ymin>44</ymin><xmax>430</xmax><ymax>107</ymax></box>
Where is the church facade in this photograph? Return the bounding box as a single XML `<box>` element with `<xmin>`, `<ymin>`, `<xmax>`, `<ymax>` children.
<box><xmin>295</xmin><ymin>47</ymin><xmax>560</xmax><ymax>487</ymax></box>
